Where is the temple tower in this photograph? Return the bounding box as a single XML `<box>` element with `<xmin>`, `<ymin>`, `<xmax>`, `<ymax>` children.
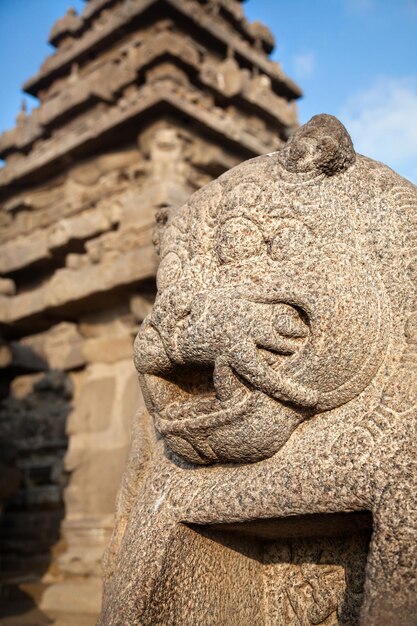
<box><xmin>0</xmin><ymin>0</ymin><xmax>301</xmax><ymax>622</ymax></box>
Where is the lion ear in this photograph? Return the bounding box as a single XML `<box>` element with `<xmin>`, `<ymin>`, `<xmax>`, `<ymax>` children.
<box><xmin>279</xmin><ymin>114</ymin><xmax>356</xmax><ymax>176</ymax></box>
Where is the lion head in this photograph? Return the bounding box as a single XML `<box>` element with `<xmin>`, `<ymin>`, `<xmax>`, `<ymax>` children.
<box><xmin>134</xmin><ymin>114</ymin><xmax>416</xmax><ymax>465</ymax></box>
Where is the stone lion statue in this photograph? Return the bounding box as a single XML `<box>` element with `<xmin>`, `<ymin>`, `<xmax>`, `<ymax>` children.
<box><xmin>100</xmin><ymin>115</ymin><xmax>416</xmax><ymax>626</ymax></box>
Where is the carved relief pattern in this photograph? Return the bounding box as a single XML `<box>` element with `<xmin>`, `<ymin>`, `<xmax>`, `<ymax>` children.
<box><xmin>263</xmin><ymin>536</ymin><xmax>368</xmax><ymax>626</ymax></box>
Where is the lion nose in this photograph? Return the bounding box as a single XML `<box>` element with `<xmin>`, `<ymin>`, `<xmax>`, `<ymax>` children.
<box><xmin>151</xmin><ymin>282</ymin><xmax>193</xmax><ymax>327</ymax></box>
<box><xmin>144</xmin><ymin>282</ymin><xmax>197</xmax><ymax>364</ymax></box>
<box><xmin>133</xmin><ymin>318</ymin><xmax>172</xmax><ymax>375</ymax></box>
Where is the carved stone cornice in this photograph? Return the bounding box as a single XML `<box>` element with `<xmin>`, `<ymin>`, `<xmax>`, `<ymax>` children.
<box><xmin>1</xmin><ymin>30</ymin><xmax>296</xmax><ymax>160</ymax></box>
<box><xmin>0</xmin><ymin>80</ymin><xmax>284</xmax><ymax>189</ymax></box>
<box><xmin>49</xmin><ymin>9</ymin><xmax>84</xmax><ymax>47</ymax></box>
<box><xmin>23</xmin><ymin>0</ymin><xmax>301</xmax><ymax>100</ymax></box>
<box><xmin>0</xmin><ymin>244</ymin><xmax>157</xmax><ymax>326</ymax></box>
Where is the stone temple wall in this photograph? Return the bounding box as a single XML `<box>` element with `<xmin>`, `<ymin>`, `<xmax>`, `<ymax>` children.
<box><xmin>0</xmin><ymin>0</ymin><xmax>301</xmax><ymax>622</ymax></box>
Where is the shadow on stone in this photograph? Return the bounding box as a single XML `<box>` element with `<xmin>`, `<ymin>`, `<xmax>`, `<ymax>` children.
<box><xmin>188</xmin><ymin>512</ymin><xmax>372</xmax><ymax>625</ymax></box>
<box><xmin>0</xmin><ymin>370</ymin><xmax>72</xmax><ymax>625</ymax></box>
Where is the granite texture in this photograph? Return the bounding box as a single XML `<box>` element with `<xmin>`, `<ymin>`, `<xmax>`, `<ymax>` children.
<box><xmin>100</xmin><ymin>115</ymin><xmax>417</xmax><ymax>625</ymax></box>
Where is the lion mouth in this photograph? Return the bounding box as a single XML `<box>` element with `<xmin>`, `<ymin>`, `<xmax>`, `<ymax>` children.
<box><xmin>137</xmin><ymin>337</ymin><xmax>314</xmax><ymax>464</ymax></box>
<box><xmin>136</xmin><ymin>312</ymin><xmax>314</xmax><ymax>464</ymax></box>
<box><xmin>144</xmin><ymin>360</ymin><xmax>251</xmax><ymax>433</ymax></box>
<box><xmin>142</xmin><ymin>346</ymin><xmax>291</xmax><ymax>439</ymax></box>
<box><xmin>156</xmin><ymin>389</ymin><xmax>255</xmax><ymax>436</ymax></box>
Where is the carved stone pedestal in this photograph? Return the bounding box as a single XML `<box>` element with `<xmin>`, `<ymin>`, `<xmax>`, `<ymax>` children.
<box><xmin>150</xmin><ymin>515</ymin><xmax>371</xmax><ymax>625</ymax></box>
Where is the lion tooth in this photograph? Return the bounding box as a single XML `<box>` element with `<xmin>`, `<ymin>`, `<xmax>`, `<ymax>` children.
<box><xmin>213</xmin><ymin>356</ymin><xmax>247</xmax><ymax>402</ymax></box>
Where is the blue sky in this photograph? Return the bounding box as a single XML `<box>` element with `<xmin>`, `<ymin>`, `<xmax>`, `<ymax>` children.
<box><xmin>1</xmin><ymin>0</ymin><xmax>416</xmax><ymax>182</ymax></box>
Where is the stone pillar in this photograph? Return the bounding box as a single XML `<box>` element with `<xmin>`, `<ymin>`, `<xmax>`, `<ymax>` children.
<box><xmin>41</xmin><ymin>353</ymin><xmax>143</xmax><ymax>617</ymax></box>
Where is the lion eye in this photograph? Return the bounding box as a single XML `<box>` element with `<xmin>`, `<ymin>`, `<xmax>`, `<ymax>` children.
<box><xmin>157</xmin><ymin>251</ymin><xmax>182</xmax><ymax>291</ymax></box>
<box><xmin>216</xmin><ymin>217</ymin><xmax>265</xmax><ymax>264</ymax></box>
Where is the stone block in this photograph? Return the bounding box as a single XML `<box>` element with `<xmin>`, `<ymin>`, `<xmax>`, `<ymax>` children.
<box><xmin>0</xmin><ymin>231</ymin><xmax>50</xmax><ymax>274</ymax></box>
<box><xmin>0</xmin><ymin>245</ymin><xmax>158</xmax><ymax>324</ymax></box>
<box><xmin>78</xmin><ymin>311</ymin><xmax>130</xmax><ymax>338</ymax></box>
<box><xmin>0</xmin><ymin>278</ymin><xmax>16</xmax><ymax>296</ymax></box>
<box><xmin>4</xmin><ymin>342</ymin><xmax>48</xmax><ymax>371</ymax></box>
<box><xmin>64</xmin><ymin>445</ymin><xmax>130</xmax><ymax>521</ymax></box>
<box><xmin>82</xmin><ymin>334</ymin><xmax>133</xmax><ymax>364</ymax></box>
<box><xmin>48</xmin><ymin>207</ymin><xmax>112</xmax><ymax>251</ymax></box>
<box><xmin>40</xmin><ymin>578</ymin><xmax>102</xmax><ymax>616</ymax></box>
<box><xmin>66</xmin><ymin>376</ymin><xmax>116</xmax><ymax>437</ymax></box>
<box><xmin>20</xmin><ymin>322</ymin><xmax>85</xmax><ymax>371</ymax></box>
<box><xmin>0</xmin><ymin>342</ymin><xmax>12</xmax><ymax>367</ymax></box>
<box><xmin>57</xmin><ymin>515</ymin><xmax>114</xmax><ymax>577</ymax></box>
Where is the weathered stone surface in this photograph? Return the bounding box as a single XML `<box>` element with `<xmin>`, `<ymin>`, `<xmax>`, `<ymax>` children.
<box><xmin>39</xmin><ymin>360</ymin><xmax>143</xmax><ymax>616</ymax></box>
<box><xmin>0</xmin><ymin>82</ymin><xmax>284</xmax><ymax>188</ymax></box>
<box><xmin>0</xmin><ymin>278</ymin><xmax>16</xmax><ymax>296</ymax></box>
<box><xmin>101</xmin><ymin>115</ymin><xmax>417</xmax><ymax>625</ymax></box>
<box><xmin>40</xmin><ymin>578</ymin><xmax>102</xmax><ymax>616</ymax></box>
<box><xmin>20</xmin><ymin>323</ymin><xmax>85</xmax><ymax>371</ymax></box>
<box><xmin>78</xmin><ymin>313</ymin><xmax>128</xmax><ymax>338</ymax></box>
<box><xmin>0</xmin><ymin>245</ymin><xmax>157</xmax><ymax>325</ymax></box>
<box><xmin>82</xmin><ymin>335</ymin><xmax>133</xmax><ymax>364</ymax></box>
<box><xmin>22</xmin><ymin>0</ymin><xmax>299</xmax><ymax>101</ymax></box>
<box><xmin>0</xmin><ymin>231</ymin><xmax>50</xmax><ymax>274</ymax></box>
<box><xmin>0</xmin><ymin>370</ymin><xmax>72</xmax><ymax>584</ymax></box>
<box><xmin>48</xmin><ymin>8</ymin><xmax>83</xmax><ymax>47</ymax></box>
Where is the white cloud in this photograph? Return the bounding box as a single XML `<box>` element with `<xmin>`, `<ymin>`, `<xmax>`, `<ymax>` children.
<box><xmin>293</xmin><ymin>52</ymin><xmax>317</xmax><ymax>80</ymax></box>
<box><xmin>340</xmin><ymin>76</ymin><xmax>417</xmax><ymax>183</ymax></box>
